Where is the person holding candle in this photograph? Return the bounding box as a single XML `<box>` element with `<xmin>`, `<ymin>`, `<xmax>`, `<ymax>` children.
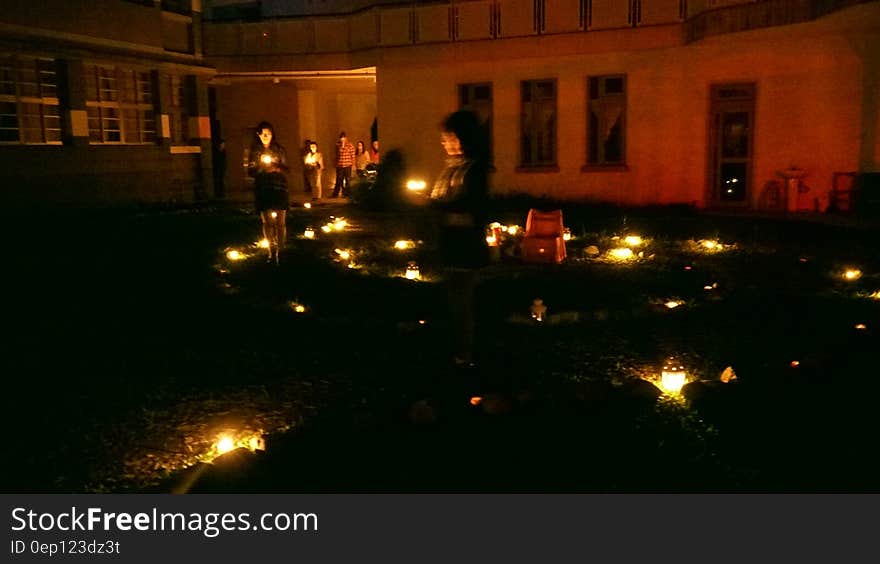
<box><xmin>247</xmin><ymin>121</ymin><xmax>290</xmax><ymax>263</ymax></box>
<box><xmin>429</xmin><ymin>110</ymin><xmax>490</xmax><ymax>368</ymax></box>
<box><xmin>303</xmin><ymin>140</ymin><xmax>324</xmax><ymax>200</ymax></box>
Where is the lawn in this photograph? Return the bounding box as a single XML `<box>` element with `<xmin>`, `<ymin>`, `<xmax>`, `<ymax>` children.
<box><xmin>3</xmin><ymin>202</ymin><xmax>879</xmax><ymax>492</ymax></box>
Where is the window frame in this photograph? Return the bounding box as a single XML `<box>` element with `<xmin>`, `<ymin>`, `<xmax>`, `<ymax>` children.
<box><xmin>519</xmin><ymin>78</ymin><xmax>558</xmax><ymax>170</ymax></box>
<box><xmin>85</xmin><ymin>64</ymin><xmax>157</xmax><ymax>145</ymax></box>
<box><xmin>586</xmin><ymin>74</ymin><xmax>627</xmax><ymax>169</ymax></box>
<box><xmin>458</xmin><ymin>81</ymin><xmax>493</xmax><ymax>164</ymax></box>
<box><xmin>0</xmin><ymin>55</ymin><xmax>62</xmax><ymax>145</ymax></box>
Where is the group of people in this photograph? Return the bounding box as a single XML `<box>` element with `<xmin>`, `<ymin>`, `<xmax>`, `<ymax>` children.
<box><xmin>248</xmin><ymin>111</ymin><xmax>488</xmax><ymax>369</ymax></box>
<box><xmin>300</xmin><ymin>133</ymin><xmax>380</xmax><ymax>201</ymax></box>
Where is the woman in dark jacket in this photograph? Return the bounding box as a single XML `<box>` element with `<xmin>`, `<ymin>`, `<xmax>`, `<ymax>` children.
<box><xmin>247</xmin><ymin>121</ymin><xmax>289</xmax><ymax>263</ymax></box>
<box><xmin>429</xmin><ymin>110</ymin><xmax>490</xmax><ymax>367</ymax></box>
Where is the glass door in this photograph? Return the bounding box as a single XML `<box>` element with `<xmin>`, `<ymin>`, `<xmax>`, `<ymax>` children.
<box><xmin>709</xmin><ymin>84</ymin><xmax>755</xmax><ymax>205</ymax></box>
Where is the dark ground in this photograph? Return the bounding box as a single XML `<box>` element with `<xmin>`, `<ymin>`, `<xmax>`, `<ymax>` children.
<box><xmin>2</xmin><ymin>201</ymin><xmax>879</xmax><ymax>492</ymax></box>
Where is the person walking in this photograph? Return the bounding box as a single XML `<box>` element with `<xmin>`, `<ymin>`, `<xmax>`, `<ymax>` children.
<box><xmin>332</xmin><ymin>131</ymin><xmax>355</xmax><ymax>198</ymax></box>
<box><xmin>429</xmin><ymin>110</ymin><xmax>489</xmax><ymax>367</ymax></box>
<box><xmin>247</xmin><ymin>121</ymin><xmax>289</xmax><ymax>263</ymax></box>
<box><xmin>303</xmin><ymin>140</ymin><xmax>324</xmax><ymax>200</ymax></box>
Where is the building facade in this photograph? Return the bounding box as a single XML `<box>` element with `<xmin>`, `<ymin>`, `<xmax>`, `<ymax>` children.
<box><xmin>2</xmin><ymin>0</ymin><xmax>879</xmax><ymax>209</ymax></box>
<box><xmin>0</xmin><ymin>0</ymin><xmax>214</xmax><ymax>205</ymax></box>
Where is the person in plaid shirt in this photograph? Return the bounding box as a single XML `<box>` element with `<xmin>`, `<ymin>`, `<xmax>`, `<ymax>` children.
<box><xmin>332</xmin><ymin>131</ymin><xmax>356</xmax><ymax>198</ymax></box>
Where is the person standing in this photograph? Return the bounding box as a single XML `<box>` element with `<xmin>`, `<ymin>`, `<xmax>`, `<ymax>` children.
<box><xmin>355</xmin><ymin>140</ymin><xmax>370</xmax><ymax>178</ymax></box>
<box><xmin>247</xmin><ymin>121</ymin><xmax>289</xmax><ymax>263</ymax></box>
<box><xmin>332</xmin><ymin>131</ymin><xmax>355</xmax><ymax>198</ymax></box>
<box><xmin>212</xmin><ymin>138</ymin><xmax>227</xmax><ymax>199</ymax></box>
<box><xmin>429</xmin><ymin>110</ymin><xmax>489</xmax><ymax>367</ymax></box>
<box><xmin>303</xmin><ymin>140</ymin><xmax>324</xmax><ymax>200</ymax></box>
<box><xmin>370</xmin><ymin>139</ymin><xmax>380</xmax><ymax>164</ymax></box>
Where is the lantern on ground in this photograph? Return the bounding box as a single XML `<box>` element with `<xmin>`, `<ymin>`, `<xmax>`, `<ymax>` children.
<box><xmin>406</xmin><ymin>179</ymin><xmax>427</xmax><ymax>192</ymax></box>
<box><xmin>660</xmin><ymin>358</ymin><xmax>688</xmax><ymax>394</ymax></box>
<box><xmin>665</xmin><ymin>300</ymin><xmax>683</xmax><ymax>309</ymax></box>
<box><xmin>321</xmin><ymin>224</ymin><xmax>332</xmax><ymax>233</ymax></box>
<box><xmin>624</xmin><ymin>235</ymin><xmax>642</xmax><ymax>247</ymax></box>
<box><xmin>394</xmin><ymin>240</ymin><xmax>415</xmax><ymax>250</ymax></box>
<box><xmin>290</xmin><ymin>301</ymin><xmax>306</xmax><ymax>313</ymax></box>
<box><xmin>226</xmin><ymin>250</ymin><xmax>245</xmax><ymax>261</ymax></box>
<box><xmin>257</xmin><ymin>238</ymin><xmax>270</xmax><ymax>249</ymax></box>
<box><xmin>405</xmin><ymin>261</ymin><xmax>421</xmax><ymax>280</ymax></box>
<box><xmin>303</xmin><ymin>202</ymin><xmax>312</xmax><ymax>209</ymax></box>
<box><xmin>843</xmin><ymin>269</ymin><xmax>862</xmax><ymax>281</ymax></box>
<box><xmin>609</xmin><ymin>247</ymin><xmax>634</xmax><ymax>260</ymax></box>
<box><xmin>303</xmin><ymin>227</ymin><xmax>315</xmax><ymax>239</ymax></box>
<box><xmin>507</xmin><ymin>225</ymin><xmax>520</xmax><ymax>236</ymax></box>
<box><xmin>216</xmin><ymin>435</ymin><xmax>235</xmax><ymax>455</ymax></box>
<box><xmin>563</xmin><ymin>228</ymin><xmax>572</xmax><ymax>241</ymax></box>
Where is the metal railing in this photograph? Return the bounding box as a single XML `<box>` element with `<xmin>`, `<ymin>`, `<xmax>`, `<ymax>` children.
<box><xmin>685</xmin><ymin>0</ymin><xmax>874</xmax><ymax>42</ymax></box>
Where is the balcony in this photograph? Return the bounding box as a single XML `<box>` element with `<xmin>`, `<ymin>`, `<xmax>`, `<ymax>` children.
<box><xmin>685</xmin><ymin>0</ymin><xmax>875</xmax><ymax>42</ymax></box>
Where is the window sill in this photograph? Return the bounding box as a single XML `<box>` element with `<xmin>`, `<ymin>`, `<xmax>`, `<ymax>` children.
<box><xmin>516</xmin><ymin>165</ymin><xmax>559</xmax><ymax>174</ymax></box>
<box><xmin>581</xmin><ymin>164</ymin><xmax>629</xmax><ymax>173</ymax></box>
<box><xmin>170</xmin><ymin>145</ymin><xmax>202</xmax><ymax>154</ymax></box>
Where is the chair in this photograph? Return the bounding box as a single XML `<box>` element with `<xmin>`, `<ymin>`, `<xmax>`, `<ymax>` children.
<box><xmin>521</xmin><ymin>209</ymin><xmax>566</xmax><ymax>264</ymax></box>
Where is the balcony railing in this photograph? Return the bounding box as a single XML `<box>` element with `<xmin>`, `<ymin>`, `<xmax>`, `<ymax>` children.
<box><xmin>203</xmin><ymin>0</ymin><xmax>876</xmax><ymax>58</ymax></box>
<box><xmin>685</xmin><ymin>0</ymin><xmax>874</xmax><ymax>42</ymax></box>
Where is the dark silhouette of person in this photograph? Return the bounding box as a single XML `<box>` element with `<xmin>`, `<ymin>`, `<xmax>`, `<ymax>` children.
<box><xmin>429</xmin><ymin>110</ymin><xmax>490</xmax><ymax>367</ymax></box>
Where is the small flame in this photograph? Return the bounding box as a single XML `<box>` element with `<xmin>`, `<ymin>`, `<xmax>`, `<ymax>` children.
<box><xmin>470</xmin><ymin>396</ymin><xmax>483</xmax><ymax>406</ymax></box>
<box><xmin>665</xmin><ymin>300</ymin><xmax>682</xmax><ymax>309</ymax></box>
<box><xmin>304</xmin><ymin>202</ymin><xmax>312</xmax><ymax>209</ymax></box>
<box><xmin>406</xmin><ymin>179</ymin><xmax>427</xmax><ymax>191</ymax></box>
<box><xmin>226</xmin><ymin>250</ymin><xmax>245</xmax><ymax>261</ymax></box>
<box><xmin>843</xmin><ymin>269</ymin><xmax>862</xmax><ymax>281</ymax></box>
<box><xmin>216</xmin><ymin>435</ymin><xmax>235</xmax><ymax>455</ymax></box>
<box><xmin>624</xmin><ymin>235</ymin><xmax>642</xmax><ymax>246</ymax></box>
<box><xmin>303</xmin><ymin>228</ymin><xmax>315</xmax><ymax>239</ymax></box>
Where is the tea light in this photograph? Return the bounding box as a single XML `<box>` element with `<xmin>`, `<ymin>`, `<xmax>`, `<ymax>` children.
<box><xmin>405</xmin><ymin>262</ymin><xmax>421</xmax><ymax>280</ymax></box>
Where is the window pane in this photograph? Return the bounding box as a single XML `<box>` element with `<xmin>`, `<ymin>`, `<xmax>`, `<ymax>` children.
<box><xmin>87</xmin><ymin>106</ymin><xmax>102</xmax><ymax>142</ymax></box>
<box><xmin>142</xmin><ymin>109</ymin><xmax>156</xmax><ymax>142</ymax></box>
<box><xmin>137</xmin><ymin>71</ymin><xmax>152</xmax><ymax>104</ymax></box>
<box><xmin>102</xmin><ymin>106</ymin><xmax>121</xmax><ymax>142</ymax></box>
<box><xmin>0</xmin><ymin>58</ymin><xmax>15</xmax><ymax>96</ymax></box>
<box><xmin>18</xmin><ymin>61</ymin><xmax>39</xmax><ymax>98</ymax></box>
<box><xmin>0</xmin><ymin>100</ymin><xmax>18</xmax><ymax>141</ymax></box>
<box><xmin>99</xmin><ymin>67</ymin><xmax>118</xmax><ymax>102</ymax></box>
<box><xmin>588</xmin><ymin>74</ymin><xmax>626</xmax><ymax>165</ymax></box>
<box><xmin>84</xmin><ymin>65</ymin><xmax>98</xmax><ymax>102</ymax></box>
<box><xmin>536</xmin><ymin>81</ymin><xmax>554</xmax><ymax>99</ymax></box>
<box><xmin>37</xmin><ymin>59</ymin><xmax>57</xmax><ymax>98</ymax></box>
<box><xmin>44</xmin><ymin>103</ymin><xmax>61</xmax><ymax>142</ymax></box>
<box><xmin>721</xmin><ymin>112</ymin><xmax>749</xmax><ymax>158</ymax></box>
<box><xmin>604</xmin><ymin>77</ymin><xmax>624</xmax><ymax>94</ymax></box>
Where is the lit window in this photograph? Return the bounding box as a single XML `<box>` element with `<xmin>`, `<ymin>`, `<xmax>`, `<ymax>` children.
<box><xmin>520</xmin><ymin>79</ymin><xmax>556</xmax><ymax>167</ymax></box>
<box><xmin>587</xmin><ymin>75</ymin><xmax>626</xmax><ymax>165</ymax></box>
<box><xmin>86</xmin><ymin>65</ymin><xmax>156</xmax><ymax>144</ymax></box>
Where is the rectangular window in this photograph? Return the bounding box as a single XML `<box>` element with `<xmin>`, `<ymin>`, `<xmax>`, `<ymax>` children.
<box><xmin>165</xmin><ymin>73</ymin><xmax>190</xmax><ymax>145</ymax></box>
<box><xmin>458</xmin><ymin>82</ymin><xmax>492</xmax><ymax>162</ymax></box>
<box><xmin>587</xmin><ymin>74</ymin><xmax>626</xmax><ymax>166</ymax></box>
<box><xmin>0</xmin><ymin>56</ymin><xmax>61</xmax><ymax>144</ymax></box>
<box><xmin>520</xmin><ymin>79</ymin><xmax>556</xmax><ymax>167</ymax></box>
<box><xmin>85</xmin><ymin>64</ymin><xmax>156</xmax><ymax>144</ymax></box>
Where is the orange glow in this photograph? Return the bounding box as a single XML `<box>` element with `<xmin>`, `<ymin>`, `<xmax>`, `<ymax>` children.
<box><xmin>303</xmin><ymin>227</ymin><xmax>315</xmax><ymax>239</ymax></box>
<box><xmin>469</xmin><ymin>396</ymin><xmax>483</xmax><ymax>406</ymax></box>
<box><xmin>843</xmin><ymin>269</ymin><xmax>862</xmax><ymax>281</ymax></box>
<box><xmin>226</xmin><ymin>250</ymin><xmax>245</xmax><ymax>261</ymax></box>
<box><xmin>790</xmin><ymin>360</ymin><xmax>800</xmax><ymax>367</ymax></box>
<box><xmin>855</xmin><ymin>323</ymin><xmax>867</xmax><ymax>330</ymax></box>
<box><xmin>665</xmin><ymin>300</ymin><xmax>682</xmax><ymax>309</ymax></box>
<box><xmin>406</xmin><ymin>179</ymin><xmax>426</xmax><ymax>191</ymax></box>
<box><xmin>304</xmin><ymin>202</ymin><xmax>312</xmax><ymax>209</ymax></box>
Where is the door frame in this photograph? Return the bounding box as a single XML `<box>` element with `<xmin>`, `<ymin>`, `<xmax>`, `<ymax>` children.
<box><xmin>707</xmin><ymin>82</ymin><xmax>756</xmax><ymax>208</ymax></box>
